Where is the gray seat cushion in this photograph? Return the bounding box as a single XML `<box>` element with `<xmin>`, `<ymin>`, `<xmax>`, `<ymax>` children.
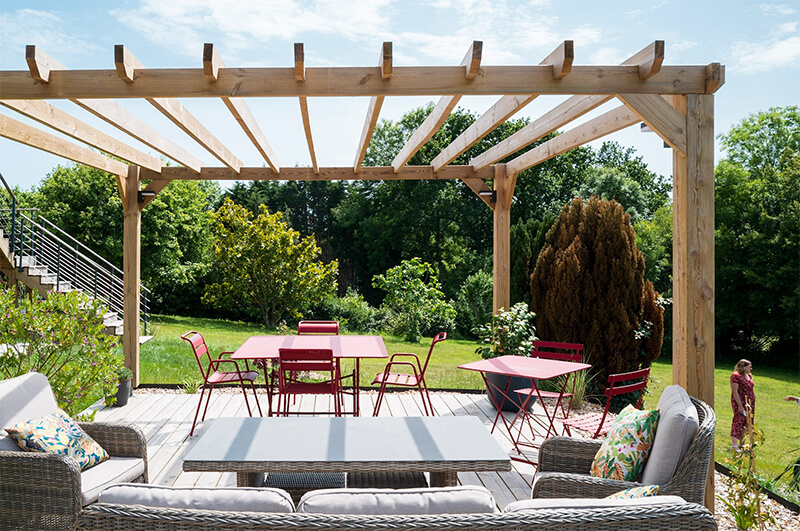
<box><xmin>504</xmin><ymin>495</ymin><xmax>688</xmax><ymax>512</ymax></box>
<box><xmin>641</xmin><ymin>385</ymin><xmax>699</xmax><ymax>485</ymax></box>
<box><xmin>0</xmin><ymin>372</ymin><xmax>59</xmax><ymax>452</ymax></box>
<box><xmin>81</xmin><ymin>457</ymin><xmax>146</xmax><ymax>506</ymax></box>
<box><xmin>98</xmin><ymin>483</ymin><xmax>295</xmax><ymax>513</ymax></box>
<box><xmin>297</xmin><ymin>486</ymin><xmax>498</xmax><ymax>515</ymax></box>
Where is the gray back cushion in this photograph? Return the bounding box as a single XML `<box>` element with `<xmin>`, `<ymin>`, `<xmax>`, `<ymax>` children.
<box><xmin>99</xmin><ymin>484</ymin><xmax>295</xmax><ymax>513</ymax></box>
<box><xmin>641</xmin><ymin>385</ymin><xmax>699</xmax><ymax>485</ymax></box>
<box><xmin>297</xmin><ymin>486</ymin><xmax>498</xmax><ymax>515</ymax></box>
<box><xmin>0</xmin><ymin>372</ymin><xmax>59</xmax><ymax>451</ymax></box>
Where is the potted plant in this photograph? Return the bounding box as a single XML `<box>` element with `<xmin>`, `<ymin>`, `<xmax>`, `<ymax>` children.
<box><xmin>473</xmin><ymin>302</ymin><xmax>537</xmax><ymax>412</ymax></box>
<box><xmin>110</xmin><ymin>366</ymin><xmax>133</xmax><ymax>407</ymax></box>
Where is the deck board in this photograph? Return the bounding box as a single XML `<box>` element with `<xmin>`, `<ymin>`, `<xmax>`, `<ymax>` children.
<box><xmin>93</xmin><ymin>388</ymin><xmax>566</xmax><ymax>509</ymax></box>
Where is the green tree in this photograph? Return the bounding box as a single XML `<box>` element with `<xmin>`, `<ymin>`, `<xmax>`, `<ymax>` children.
<box><xmin>203</xmin><ymin>199</ymin><xmax>338</xmax><ymax>327</ymax></box>
<box><xmin>454</xmin><ymin>270</ymin><xmax>493</xmax><ymax>338</ymax></box>
<box><xmin>372</xmin><ymin>257</ymin><xmax>456</xmax><ymax>342</ymax></box>
<box><xmin>509</xmin><ymin>215</ymin><xmax>555</xmax><ymax>307</ymax></box>
<box><xmin>26</xmin><ymin>164</ymin><xmax>218</xmax><ymax>314</ymax></box>
<box><xmin>576</xmin><ymin>167</ymin><xmax>650</xmax><ymax>222</ymax></box>
<box><xmin>531</xmin><ymin>197</ymin><xmax>664</xmax><ymax>385</ymax></box>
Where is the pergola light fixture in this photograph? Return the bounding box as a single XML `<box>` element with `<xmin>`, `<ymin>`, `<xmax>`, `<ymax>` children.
<box><xmin>479</xmin><ymin>190</ymin><xmax>497</xmax><ymax>203</ymax></box>
<box><xmin>137</xmin><ymin>190</ymin><xmax>156</xmax><ymax>203</ymax></box>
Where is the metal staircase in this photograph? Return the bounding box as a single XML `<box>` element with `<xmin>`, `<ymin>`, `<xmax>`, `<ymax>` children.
<box><xmin>0</xmin><ymin>174</ymin><xmax>151</xmax><ymax>341</ymax></box>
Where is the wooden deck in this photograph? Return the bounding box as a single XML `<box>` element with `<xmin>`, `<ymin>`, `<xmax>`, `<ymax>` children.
<box><xmin>92</xmin><ymin>388</ymin><xmax>557</xmax><ymax>510</ymax></box>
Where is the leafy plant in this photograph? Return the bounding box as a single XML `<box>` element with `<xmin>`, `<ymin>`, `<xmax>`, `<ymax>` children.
<box><xmin>372</xmin><ymin>258</ymin><xmax>456</xmax><ymax>343</ymax></box>
<box><xmin>717</xmin><ymin>408</ymin><xmax>776</xmax><ymax>530</ymax></box>
<box><xmin>0</xmin><ymin>288</ymin><xmax>122</xmax><ymax>416</ymax></box>
<box><xmin>454</xmin><ymin>270</ymin><xmax>493</xmax><ymax>338</ymax></box>
<box><xmin>180</xmin><ymin>377</ymin><xmax>202</xmax><ymax>394</ymax></box>
<box><xmin>473</xmin><ymin>303</ymin><xmax>537</xmax><ymax>359</ymax></box>
<box><xmin>115</xmin><ymin>366</ymin><xmax>133</xmax><ymax>381</ymax></box>
<box><xmin>775</xmin><ymin>439</ymin><xmax>800</xmax><ymax>492</ymax></box>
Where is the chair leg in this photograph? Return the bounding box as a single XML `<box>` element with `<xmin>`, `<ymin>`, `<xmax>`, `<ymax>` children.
<box><xmin>201</xmin><ymin>383</ymin><xmax>215</xmax><ymax>422</ymax></box>
<box><xmin>417</xmin><ymin>384</ymin><xmax>429</xmax><ymax>416</ymax></box>
<box><xmin>190</xmin><ymin>384</ymin><xmax>208</xmax><ymax>436</ymax></box>
<box><xmin>249</xmin><ymin>381</ymin><xmax>263</xmax><ymax>417</ymax></box>
<box><xmin>373</xmin><ymin>379</ymin><xmax>388</xmax><ymax>416</ymax></box>
<box><xmin>239</xmin><ymin>379</ymin><xmax>253</xmax><ymax>417</ymax></box>
<box><xmin>421</xmin><ymin>380</ymin><xmax>434</xmax><ymax>416</ymax></box>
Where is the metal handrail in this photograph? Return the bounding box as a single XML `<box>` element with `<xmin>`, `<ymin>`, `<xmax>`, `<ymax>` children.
<box><xmin>0</xmin><ymin>184</ymin><xmax>150</xmax><ymax>335</ymax></box>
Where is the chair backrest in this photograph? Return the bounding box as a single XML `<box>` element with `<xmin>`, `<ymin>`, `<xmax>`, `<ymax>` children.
<box><xmin>531</xmin><ymin>340</ymin><xmax>584</xmax><ymax>362</ymax></box>
<box><xmin>297</xmin><ymin>320</ymin><xmax>340</xmax><ymax>335</ymax></box>
<box><xmin>181</xmin><ymin>330</ymin><xmax>212</xmax><ymax>382</ymax></box>
<box><xmin>603</xmin><ymin>367</ymin><xmax>651</xmax><ymax>406</ymax></box>
<box><xmin>277</xmin><ymin>348</ymin><xmax>338</xmax><ymax>394</ymax></box>
<box><xmin>0</xmin><ymin>372</ymin><xmax>59</xmax><ymax>451</ymax></box>
<box><xmin>419</xmin><ymin>332</ymin><xmax>448</xmax><ymax>376</ymax></box>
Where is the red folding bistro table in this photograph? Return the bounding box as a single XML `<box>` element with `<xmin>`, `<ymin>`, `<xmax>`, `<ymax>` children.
<box><xmin>231</xmin><ymin>335</ymin><xmax>388</xmax><ymax>417</ymax></box>
<box><xmin>458</xmin><ymin>355</ymin><xmax>590</xmax><ymax>465</ymax></box>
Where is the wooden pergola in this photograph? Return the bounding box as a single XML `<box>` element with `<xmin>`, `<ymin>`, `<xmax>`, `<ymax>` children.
<box><xmin>0</xmin><ymin>38</ymin><xmax>721</xmax><ymax>436</ymax></box>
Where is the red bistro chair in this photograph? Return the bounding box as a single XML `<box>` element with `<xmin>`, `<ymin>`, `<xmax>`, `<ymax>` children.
<box><xmin>181</xmin><ymin>331</ymin><xmax>262</xmax><ymax>436</ymax></box>
<box><xmin>560</xmin><ymin>367</ymin><xmax>651</xmax><ymax>438</ymax></box>
<box><xmin>277</xmin><ymin>348</ymin><xmax>342</xmax><ymax>416</ymax></box>
<box><xmin>514</xmin><ymin>341</ymin><xmax>585</xmax><ymax>424</ymax></box>
<box><xmin>372</xmin><ymin>332</ymin><xmax>447</xmax><ymax>417</ymax></box>
<box><xmin>297</xmin><ymin>320</ymin><xmax>340</xmax><ymax>335</ymax></box>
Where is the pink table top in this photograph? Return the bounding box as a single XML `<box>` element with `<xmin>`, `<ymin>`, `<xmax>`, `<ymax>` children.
<box><xmin>459</xmin><ymin>355</ymin><xmax>590</xmax><ymax>380</ymax></box>
<box><xmin>230</xmin><ymin>335</ymin><xmax>389</xmax><ymax>361</ymax></box>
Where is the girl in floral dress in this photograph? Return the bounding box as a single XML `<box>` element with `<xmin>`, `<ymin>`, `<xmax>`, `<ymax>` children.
<box><xmin>730</xmin><ymin>359</ymin><xmax>755</xmax><ymax>451</ymax></box>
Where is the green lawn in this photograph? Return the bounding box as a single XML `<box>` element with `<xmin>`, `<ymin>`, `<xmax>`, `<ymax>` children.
<box><xmin>142</xmin><ymin>314</ymin><xmax>799</xmax><ymax>497</ymax></box>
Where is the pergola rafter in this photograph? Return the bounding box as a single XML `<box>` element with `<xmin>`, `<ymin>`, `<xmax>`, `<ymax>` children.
<box><xmin>0</xmin><ymin>42</ymin><xmax>723</xmax><ymax>509</ymax></box>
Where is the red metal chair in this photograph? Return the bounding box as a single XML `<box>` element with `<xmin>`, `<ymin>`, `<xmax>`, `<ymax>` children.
<box><xmin>181</xmin><ymin>330</ymin><xmax>262</xmax><ymax>436</ymax></box>
<box><xmin>297</xmin><ymin>320</ymin><xmax>340</xmax><ymax>335</ymax></box>
<box><xmin>372</xmin><ymin>332</ymin><xmax>447</xmax><ymax>416</ymax></box>
<box><xmin>514</xmin><ymin>341</ymin><xmax>585</xmax><ymax>426</ymax></box>
<box><xmin>277</xmin><ymin>348</ymin><xmax>342</xmax><ymax>416</ymax></box>
<box><xmin>560</xmin><ymin>367</ymin><xmax>651</xmax><ymax>438</ymax></box>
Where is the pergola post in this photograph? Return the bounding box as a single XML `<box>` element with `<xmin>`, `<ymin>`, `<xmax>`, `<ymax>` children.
<box><xmin>492</xmin><ymin>163</ymin><xmax>515</xmax><ymax>313</ymax></box>
<box><xmin>123</xmin><ymin>165</ymin><xmax>142</xmax><ymax>387</ymax></box>
<box><xmin>671</xmin><ymin>94</ymin><xmax>715</xmax><ymax>510</ymax></box>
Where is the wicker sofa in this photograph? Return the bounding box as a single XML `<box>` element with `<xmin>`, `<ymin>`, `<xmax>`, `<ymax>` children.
<box><xmin>73</xmin><ymin>484</ymin><xmax>717</xmax><ymax>531</ymax></box>
<box><xmin>0</xmin><ymin>372</ymin><xmax>148</xmax><ymax>531</ymax></box>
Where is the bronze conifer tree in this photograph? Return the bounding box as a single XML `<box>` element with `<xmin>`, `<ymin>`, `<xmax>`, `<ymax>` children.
<box><xmin>531</xmin><ymin>197</ymin><xmax>663</xmax><ymax>385</ymax></box>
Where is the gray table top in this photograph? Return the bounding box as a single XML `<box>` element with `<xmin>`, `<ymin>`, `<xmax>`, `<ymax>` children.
<box><xmin>183</xmin><ymin>416</ymin><xmax>511</xmax><ymax>473</ymax></box>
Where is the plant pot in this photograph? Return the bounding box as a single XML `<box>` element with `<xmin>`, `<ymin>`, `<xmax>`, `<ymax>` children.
<box><xmin>485</xmin><ymin>371</ymin><xmax>537</xmax><ymax>412</ymax></box>
<box><xmin>112</xmin><ymin>378</ymin><xmax>131</xmax><ymax>407</ymax></box>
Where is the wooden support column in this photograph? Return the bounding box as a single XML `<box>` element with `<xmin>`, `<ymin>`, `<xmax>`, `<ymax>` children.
<box><xmin>492</xmin><ymin>163</ymin><xmax>515</xmax><ymax>313</ymax></box>
<box><xmin>123</xmin><ymin>166</ymin><xmax>142</xmax><ymax>387</ymax></box>
<box><xmin>672</xmin><ymin>94</ymin><xmax>715</xmax><ymax>510</ymax></box>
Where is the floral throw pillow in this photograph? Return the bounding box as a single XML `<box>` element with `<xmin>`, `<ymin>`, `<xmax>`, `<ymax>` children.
<box><xmin>4</xmin><ymin>409</ymin><xmax>109</xmax><ymax>471</ymax></box>
<box><xmin>605</xmin><ymin>485</ymin><xmax>659</xmax><ymax>499</ymax></box>
<box><xmin>590</xmin><ymin>405</ymin><xmax>660</xmax><ymax>482</ymax></box>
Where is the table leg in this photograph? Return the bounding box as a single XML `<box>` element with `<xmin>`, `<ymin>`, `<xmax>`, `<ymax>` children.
<box><xmin>429</xmin><ymin>471</ymin><xmax>457</xmax><ymax>487</ymax></box>
<box><xmin>237</xmin><ymin>471</ymin><xmax>265</xmax><ymax>487</ymax></box>
<box><xmin>354</xmin><ymin>359</ymin><xmax>360</xmax><ymax>416</ymax></box>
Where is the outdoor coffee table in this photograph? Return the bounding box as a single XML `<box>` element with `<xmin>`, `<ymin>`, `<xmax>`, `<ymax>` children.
<box><xmin>183</xmin><ymin>416</ymin><xmax>511</xmax><ymax>487</ymax></box>
<box><xmin>459</xmin><ymin>355</ymin><xmax>591</xmax><ymax>466</ymax></box>
<box><xmin>232</xmin><ymin>335</ymin><xmax>388</xmax><ymax>416</ymax></box>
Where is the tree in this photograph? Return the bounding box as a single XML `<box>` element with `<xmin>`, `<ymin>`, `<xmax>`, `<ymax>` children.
<box><xmin>509</xmin><ymin>215</ymin><xmax>555</xmax><ymax>307</ymax></box>
<box><xmin>372</xmin><ymin>257</ymin><xmax>456</xmax><ymax>342</ymax></box>
<box><xmin>203</xmin><ymin>199</ymin><xmax>338</xmax><ymax>327</ymax></box>
<box><xmin>531</xmin><ymin>197</ymin><xmax>664</xmax><ymax>385</ymax></box>
<box><xmin>26</xmin><ymin>164</ymin><xmax>219</xmax><ymax>314</ymax></box>
<box><xmin>576</xmin><ymin>167</ymin><xmax>650</xmax><ymax>222</ymax></box>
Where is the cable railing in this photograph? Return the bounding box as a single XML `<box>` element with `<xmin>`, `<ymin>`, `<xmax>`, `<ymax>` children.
<box><xmin>0</xmin><ymin>174</ymin><xmax>150</xmax><ymax>335</ymax></box>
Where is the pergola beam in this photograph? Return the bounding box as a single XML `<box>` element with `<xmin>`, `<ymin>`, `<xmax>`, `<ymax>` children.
<box><xmin>203</xmin><ymin>44</ymin><xmax>280</xmax><ymax>172</ymax></box>
<box><xmin>0</xmin><ymin>65</ymin><xmax>716</xmax><ymax>100</ymax></box>
<box><xmin>0</xmin><ymin>99</ymin><xmax>163</xmax><ymax>172</ymax></box>
<box><xmin>295</xmin><ymin>44</ymin><xmax>319</xmax><ymax>173</ymax></box>
<box><xmin>617</xmin><ymin>93</ymin><xmax>687</xmax><ymax>155</ymax></box>
<box><xmin>392</xmin><ymin>41</ymin><xmax>482</xmax><ymax>171</ymax></box>
<box><xmin>540</xmin><ymin>40</ymin><xmax>573</xmax><ymax>79</ymax></box>
<box><xmin>505</xmin><ymin>105</ymin><xmax>640</xmax><ymax>175</ymax></box>
<box><xmin>140</xmin><ymin>165</ymin><xmax>495</xmax><ymax>182</ymax></box>
<box><xmin>23</xmin><ymin>46</ymin><xmax>201</xmax><ymax>172</ymax></box>
<box><xmin>0</xmin><ymin>113</ymin><xmax>129</xmax><ymax>177</ymax></box>
<box><xmin>623</xmin><ymin>40</ymin><xmax>664</xmax><ymax>80</ymax></box>
<box><xmin>115</xmin><ymin>45</ymin><xmax>243</xmax><ymax>172</ymax></box>
<box><xmin>354</xmin><ymin>42</ymin><xmax>392</xmax><ymax>172</ymax></box>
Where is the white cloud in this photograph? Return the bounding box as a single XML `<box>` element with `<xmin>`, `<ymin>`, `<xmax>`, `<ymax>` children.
<box><xmin>588</xmin><ymin>47</ymin><xmax>623</xmax><ymax>65</ymax></box>
<box><xmin>0</xmin><ymin>9</ymin><xmax>103</xmax><ymax>65</ymax></box>
<box><xmin>731</xmin><ymin>35</ymin><xmax>800</xmax><ymax>73</ymax></box>
<box><xmin>759</xmin><ymin>3</ymin><xmax>797</xmax><ymax>16</ymax></box>
<box><xmin>778</xmin><ymin>21</ymin><xmax>798</xmax><ymax>34</ymax></box>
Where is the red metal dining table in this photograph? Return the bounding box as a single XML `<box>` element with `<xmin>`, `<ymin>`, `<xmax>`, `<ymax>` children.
<box><xmin>458</xmin><ymin>355</ymin><xmax>590</xmax><ymax>466</ymax></box>
<box><xmin>231</xmin><ymin>335</ymin><xmax>388</xmax><ymax>417</ymax></box>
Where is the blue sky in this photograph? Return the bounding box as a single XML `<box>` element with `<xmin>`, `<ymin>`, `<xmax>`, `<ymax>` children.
<box><xmin>1</xmin><ymin>0</ymin><xmax>798</xmax><ymax>190</ymax></box>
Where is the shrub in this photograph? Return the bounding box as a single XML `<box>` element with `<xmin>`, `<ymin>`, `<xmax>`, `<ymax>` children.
<box><xmin>531</xmin><ymin>197</ymin><xmax>664</xmax><ymax>387</ymax></box>
<box><xmin>0</xmin><ymin>289</ymin><xmax>122</xmax><ymax>416</ymax></box>
<box><xmin>372</xmin><ymin>258</ymin><xmax>456</xmax><ymax>342</ymax></box>
<box><xmin>306</xmin><ymin>289</ymin><xmax>388</xmax><ymax>333</ymax></box>
<box><xmin>474</xmin><ymin>302</ymin><xmax>537</xmax><ymax>359</ymax></box>
<box><xmin>454</xmin><ymin>270</ymin><xmax>493</xmax><ymax>338</ymax></box>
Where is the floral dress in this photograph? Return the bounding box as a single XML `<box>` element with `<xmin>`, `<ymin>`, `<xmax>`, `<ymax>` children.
<box><xmin>730</xmin><ymin>372</ymin><xmax>755</xmax><ymax>439</ymax></box>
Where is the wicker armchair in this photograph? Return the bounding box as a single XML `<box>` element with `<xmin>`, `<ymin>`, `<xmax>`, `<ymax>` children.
<box><xmin>532</xmin><ymin>395</ymin><xmax>715</xmax><ymax>506</ymax></box>
<box><xmin>0</xmin><ymin>373</ymin><xmax>148</xmax><ymax>531</ymax></box>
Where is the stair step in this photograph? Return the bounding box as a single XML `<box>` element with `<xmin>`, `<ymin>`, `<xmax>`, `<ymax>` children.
<box><xmin>140</xmin><ymin>335</ymin><xmax>154</xmax><ymax>345</ymax></box>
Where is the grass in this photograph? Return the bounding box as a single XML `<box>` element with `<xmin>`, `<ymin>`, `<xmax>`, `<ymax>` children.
<box><xmin>142</xmin><ymin>314</ymin><xmax>799</xmax><ymax>498</ymax></box>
